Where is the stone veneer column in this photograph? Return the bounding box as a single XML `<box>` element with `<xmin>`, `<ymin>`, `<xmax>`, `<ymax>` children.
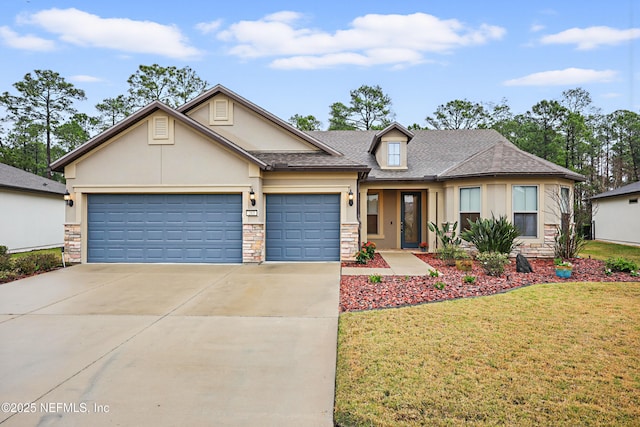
<box><xmin>517</xmin><ymin>224</ymin><xmax>556</xmax><ymax>258</ymax></box>
<box><xmin>341</xmin><ymin>223</ymin><xmax>359</xmax><ymax>261</ymax></box>
<box><xmin>243</xmin><ymin>223</ymin><xmax>265</xmax><ymax>263</ymax></box>
<box><xmin>64</xmin><ymin>224</ymin><xmax>81</xmax><ymax>264</ymax></box>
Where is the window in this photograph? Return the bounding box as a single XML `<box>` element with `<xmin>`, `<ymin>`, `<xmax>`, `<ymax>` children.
<box><xmin>560</xmin><ymin>186</ymin><xmax>570</xmax><ymax>233</ymax></box>
<box><xmin>367</xmin><ymin>193</ymin><xmax>379</xmax><ymax>235</ymax></box>
<box><xmin>513</xmin><ymin>185</ymin><xmax>538</xmax><ymax>237</ymax></box>
<box><xmin>388</xmin><ymin>142</ymin><xmax>400</xmax><ymax>166</ymax></box>
<box><xmin>460</xmin><ymin>187</ymin><xmax>480</xmax><ymax>231</ymax></box>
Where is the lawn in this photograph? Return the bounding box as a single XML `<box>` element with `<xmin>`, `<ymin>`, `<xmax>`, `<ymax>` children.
<box><xmin>335</xmin><ymin>281</ymin><xmax>640</xmax><ymax>426</ymax></box>
<box><xmin>336</xmin><ymin>241</ymin><xmax>640</xmax><ymax>426</ymax></box>
<box><xmin>580</xmin><ymin>240</ymin><xmax>640</xmax><ymax>264</ymax></box>
<box><xmin>9</xmin><ymin>247</ymin><xmax>62</xmax><ymax>259</ymax></box>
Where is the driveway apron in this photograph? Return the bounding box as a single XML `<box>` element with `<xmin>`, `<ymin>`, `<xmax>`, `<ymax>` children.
<box><xmin>0</xmin><ymin>263</ymin><xmax>339</xmax><ymax>426</ymax></box>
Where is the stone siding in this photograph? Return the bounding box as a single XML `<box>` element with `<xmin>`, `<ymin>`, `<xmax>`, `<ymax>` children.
<box><xmin>243</xmin><ymin>223</ymin><xmax>265</xmax><ymax>263</ymax></box>
<box><xmin>516</xmin><ymin>224</ymin><xmax>556</xmax><ymax>258</ymax></box>
<box><xmin>341</xmin><ymin>223</ymin><xmax>359</xmax><ymax>261</ymax></box>
<box><xmin>64</xmin><ymin>224</ymin><xmax>81</xmax><ymax>264</ymax></box>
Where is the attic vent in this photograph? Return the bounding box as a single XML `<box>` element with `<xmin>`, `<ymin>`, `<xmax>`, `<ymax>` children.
<box><xmin>214</xmin><ymin>99</ymin><xmax>229</xmax><ymax>121</ymax></box>
<box><xmin>153</xmin><ymin>116</ymin><xmax>169</xmax><ymax>139</ymax></box>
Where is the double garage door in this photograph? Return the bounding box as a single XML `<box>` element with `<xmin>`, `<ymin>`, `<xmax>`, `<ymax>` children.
<box><xmin>87</xmin><ymin>193</ymin><xmax>339</xmax><ymax>263</ymax></box>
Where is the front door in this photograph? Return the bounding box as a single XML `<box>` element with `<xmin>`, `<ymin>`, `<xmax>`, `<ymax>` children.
<box><xmin>401</xmin><ymin>192</ymin><xmax>421</xmax><ymax>248</ymax></box>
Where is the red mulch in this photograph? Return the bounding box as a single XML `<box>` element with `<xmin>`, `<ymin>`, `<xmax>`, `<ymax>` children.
<box><xmin>340</xmin><ymin>254</ymin><xmax>638</xmax><ymax>312</ymax></box>
<box><xmin>341</xmin><ymin>253</ymin><xmax>390</xmax><ymax>269</ymax></box>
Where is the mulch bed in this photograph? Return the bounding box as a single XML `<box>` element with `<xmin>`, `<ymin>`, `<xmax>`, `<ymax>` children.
<box><xmin>341</xmin><ymin>253</ymin><xmax>390</xmax><ymax>269</ymax></box>
<box><xmin>340</xmin><ymin>253</ymin><xmax>638</xmax><ymax>312</ymax></box>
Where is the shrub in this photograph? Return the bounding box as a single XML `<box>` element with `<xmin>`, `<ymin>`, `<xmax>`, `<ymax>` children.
<box><xmin>460</xmin><ymin>214</ymin><xmax>521</xmax><ymax>254</ymax></box>
<box><xmin>476</xmin><ymin>252</ymin><xmax>509</xmax><ymax>276</ymax></box>
<box><xmin>13</xmin><ymin>255</ymin><xmax>37</xmax><ymax>275</ymax></box>
<box><xmin>0</xmin><ymin>245</ymin><xmax>11</xmax><ymax>271</ymax></box>
<box><xmin>605</xmin><ymin>257</ymin><xmax>638</xmax><ymax>273</ymax></box>
<box><xmin>429</xmin><ymin>269</ymin><xmax>440</xmax><ymax>277</ymax></box>
<box><xmin>362</xmin><ymin>241</ymin><xmax>376</xmax><ymax>259</ymax></box>
<box><xmin>34</xmin><ymin>253</ymin><xmax>62</xmax><ymax>271</ymax></box>
<box><xmin>463</xmin><ymin>275</ymin><xmax>476</xmax><ymax>284</ymax></box>
<box><xmin>369</xmin><ymin>274</ymin><xmax>382</xmax><ymax>283</ymax></box>
<box><xmin>554</xmin><ymin>222</ymin><xmax>585</xmax><ymax>259</ymax></box>
<box><xmin>456</xmin><ymin>259</ymin><xmax>473</xmax><ymax>272</ymax></box>
<box><xmin>0</xmin><ymin>270</ymin><xmax>17</xmax><ymax>283</ymax></box>
<box><xmin>434</xmin><ymin>281</ymin><xmax>446</xmax><ymax>290</ymax></box>
<box><xmin>428</xmin><ymin>221</ymin><xmax>462</xmax><ymax>248</ymax></box>
<box><xmin>437</xmin><ymin>246</ymin><xmax>468</xmax><ymax>266</ymax></box>
<box><xmin>355</xmin><ymin>250</ymin><xmax>369</xmax><ymax>264</ymax></box>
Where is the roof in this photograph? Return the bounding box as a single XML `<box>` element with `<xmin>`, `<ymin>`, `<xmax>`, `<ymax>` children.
<box><xmin>310</xmin><ymin>128</ymin><xmax>585</xmax><ymax>182</ymax></box>
<box><xmin>250</xmin><ymin>152</ymin><xmax>370</xmax><ymax>172</ymax></box>
<box><xmin>368</xmin><ymin>122</ymin><xmax>414</xmax><ymax>154</ymax></box>
<box><xmin>0</xmin><ymin>162</ymin><xmax>66</xmax><ymax>195</ymax></box>
<box><xmin>591</xmin><ymin>181</ymin><xmax>640</xmax><ymax>200</ymax></box>
<box><xmin>51</xmin><ymin>100</ymin><xmax>270</xmax><ymax>172</ymax></box>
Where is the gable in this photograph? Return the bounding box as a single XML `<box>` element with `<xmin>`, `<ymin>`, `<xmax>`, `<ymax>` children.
<box><xmin>69</xmin><ymin>115</ymin><xmax>254</xmax><ymax>187</ymax></box>
<box><xmin>186</xmin><ymin>94</ymin><xmax>320</xmax><ymax>152</ymax></box>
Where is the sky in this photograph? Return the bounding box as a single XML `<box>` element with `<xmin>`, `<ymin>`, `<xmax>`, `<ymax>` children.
<box><xmin>0</xmin><ymin>0</ymin><xmax>638</xmax><ymax>128</ymax></box>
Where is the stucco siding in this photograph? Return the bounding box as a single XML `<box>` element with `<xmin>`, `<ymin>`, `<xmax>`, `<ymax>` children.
<box><xmin>593</xmin><ymin>195</ymin><xmax>640</xmax><ymax>245</ymax></box>
<box><xmin>71</xmin><ymin>120</ymin><xmax>250</xmax><ymax>187</ymax></box>
<box><xmin>187</xmin><ymin>97</ymin><xmax>319</xmax><ymax>152</ymax></box>
<box><xmin>0</xmin><ymin>189</ymin><xmax>64</xmax><ymax>252</ymax></box>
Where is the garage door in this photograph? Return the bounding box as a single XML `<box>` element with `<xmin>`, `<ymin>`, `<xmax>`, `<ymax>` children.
<box><xmin>88</xmin><ymin>194</ymin><xmax>242</xmax><ymax>263</ymax></box>
<box><xmin>266</xmin><ymin>194</ymin><xmax>340</xmax><ymax>261</ymax></box>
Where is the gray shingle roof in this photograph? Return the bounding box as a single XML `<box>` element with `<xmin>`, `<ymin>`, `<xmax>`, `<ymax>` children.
<box><xmin>309</xmin><ymin>129</ymin><xmax>585</xmax><ymax>182</ymax></box>
<box><xmin>250</xmin><ymin>152</ymin><xmax>369</xmax><ymax>171</ymax></box>
<box><xmin>0</xmin><ymin>163</ymin><xmax>66</xmax><ymax>195</ymax></box>
<box><xmin>591</xmin><ymin>181</ymin><xmax>640</xmax><ymax>200</ymax></box>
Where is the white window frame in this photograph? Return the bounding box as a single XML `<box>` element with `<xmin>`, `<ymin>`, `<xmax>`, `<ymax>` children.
<box><xmin>513</xmin><ymin>185</ymin><xmax>538</xmax><ymax>238</ymax></box>
<box><xmin>367</xmin><ymin>192</ymin><xmax>381</xmax><ymax>237</ymax></box>
<box><xmin>387</xmin><ymin>142</ymin><xmax>401</xmax><ymax>166</ymax></box>
<box><xmin>460</xmin><ymin>187</ymin><xmax>481</xmax><ymax>231</ymax></box>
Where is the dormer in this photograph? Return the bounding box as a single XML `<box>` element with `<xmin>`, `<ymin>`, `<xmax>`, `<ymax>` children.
<box><xmin>368</xmin><ymin>123</ymin><xmax>414</xmax><ymax>170</ymax></box>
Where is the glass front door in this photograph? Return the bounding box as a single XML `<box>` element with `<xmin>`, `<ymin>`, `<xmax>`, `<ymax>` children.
<box><xmin>401</xmin><ymin>192</ymin><xmax>421</xmax><ymax>248</ymax></box>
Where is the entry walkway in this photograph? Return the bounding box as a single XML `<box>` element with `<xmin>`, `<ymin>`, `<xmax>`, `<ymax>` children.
<box><xmin>342</xmin><ymin>251</ymin><xmax>434</xmax><ymax>276</ymax></box>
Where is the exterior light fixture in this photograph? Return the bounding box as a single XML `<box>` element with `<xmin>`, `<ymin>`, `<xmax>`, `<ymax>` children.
<box><xmin>249</xmin><ymin>188</ymin><xmax>256</xmax><ymax>206</ymax></box>
<box><xmin>348</xmin><ymin>188</ymin><xmax>354</xmax><ymax>206</ymax></box>
<box><xmin>64</xmin><ymin>190</ymin><xmax>74</xmax><ymax>207</ymax></box>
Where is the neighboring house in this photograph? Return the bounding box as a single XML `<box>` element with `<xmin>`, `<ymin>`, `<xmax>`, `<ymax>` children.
<box><xmin>0</xmin><ymin>162</ymin><xmax>66</xmax><ymax>252</ymax></box>
<box><xmin>51</xmin><ymin>85</ymin><xmax>584</xmax><ymax>264</ymax></box>
<box><xmin>591</xmin><ymin>181</ymin><xmax>640</xmax><ymax>246</ymax></box>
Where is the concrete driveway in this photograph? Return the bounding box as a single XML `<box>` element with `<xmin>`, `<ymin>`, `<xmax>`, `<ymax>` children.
<box><xmin>0</xmin><ymin>263</ymin><xmax>340</xmax><ymax>426</ymax></box>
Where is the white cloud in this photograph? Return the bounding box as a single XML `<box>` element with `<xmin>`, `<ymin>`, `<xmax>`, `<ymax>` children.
<box><xmin>20</xmin><ymin>8</ymin><xmax>202</xmax><ymax>60</ymax></box>
<box><xmin>503</xmin><ymin>68</ymin><xmax>617</xmax><ymax>86</ymax></box>
<box><xmin>195</xmin><ymin>20</ymin><xmax>222</xmax><ymax>34</ymax></box>
<box><xmin>541</xmin><ymin>26</ymin><xmax>640</xmax><ymax>50</ymax></box>
<box><xmin>0</xmin><ymin>25</ymin><xmax>55</xmax><ymax>51</ymax></box>
<box><xmin>70</xmin><ymin>75</ymin><xmax>102</xmax><ymax>83</ymax></box>
<box><xmin>601</xmin><ymin>92</ymin><xmax>621</xmax><ymax>99</ymax></box>
<box><xmin>217</xmin><ymin>11</ymin><xmax>505</xmax><ymax>69</ymax></box>
<box><xmin>530</xmin><ymin>24</ymin><xmax>545</xmax><ymax>33</ymax></box>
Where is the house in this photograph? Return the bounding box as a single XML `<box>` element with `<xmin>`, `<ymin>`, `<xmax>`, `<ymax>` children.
<box><xmin>591</xmin><ymin>181</ymin><xmax>640</xmax><ymax>246</ymax></box>
<box><xmin>51</xmin><ymin>85</ymin><xmax>584</xmax><ymax>264</ymax></box>
<box><xmin>0</xmin><ymin>162</ymin><xmax>66</xmax><ymax>252</ymax></box>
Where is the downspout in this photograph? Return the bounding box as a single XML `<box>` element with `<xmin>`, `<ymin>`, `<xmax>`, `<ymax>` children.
<box><xmin>435</xmin><ymin>192</ymin><xmax>439</xmax><ymax>250</ymax></box>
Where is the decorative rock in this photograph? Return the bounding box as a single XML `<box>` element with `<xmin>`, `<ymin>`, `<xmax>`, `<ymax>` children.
<box><xmin>516</xmin><ymin>254</ymin><xmax>533</xmax><ymax>273</ymax></box>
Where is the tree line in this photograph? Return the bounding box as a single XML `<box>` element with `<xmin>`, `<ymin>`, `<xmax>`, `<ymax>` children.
<box><xmin>1</xmin><ymin>66</ymin><xmax>638</xmax><ymax>221</ymax></box>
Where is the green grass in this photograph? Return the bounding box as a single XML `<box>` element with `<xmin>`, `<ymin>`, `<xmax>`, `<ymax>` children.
<box><xmin>335</xmin><ymin>282</ymin><xmax>640</xmax><ymax>426</ymax></box>
<box><xmin>10</xmin><ymin>247</ymin><xmax>62</xmax><ymax>259</ymax></box>
<box><xmin>580</xmin><ymin>240</ymin><xmax>640</xmax><ymax>264</ymax></box>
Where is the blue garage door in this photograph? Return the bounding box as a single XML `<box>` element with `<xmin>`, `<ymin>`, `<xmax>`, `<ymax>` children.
<box><xmin>88</xmin><ymin>194</ymin><xmax>242</xmax><ymax>263</ymax></box>
<box><xmin>266</xmin><ymin>194</ymin><xmax>340</xmax><ymax>261</ymax></box>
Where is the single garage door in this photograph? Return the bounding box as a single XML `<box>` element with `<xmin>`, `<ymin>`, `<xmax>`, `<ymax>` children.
<box><xmin>88</xmin><ymin>194</ymin><xmax>242</xmax><ymax>263</ymax></box>
<box><xmin>266</xmin><ymin>194</ymin><xmax>340</xmax><ymax>261</ymax></box>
